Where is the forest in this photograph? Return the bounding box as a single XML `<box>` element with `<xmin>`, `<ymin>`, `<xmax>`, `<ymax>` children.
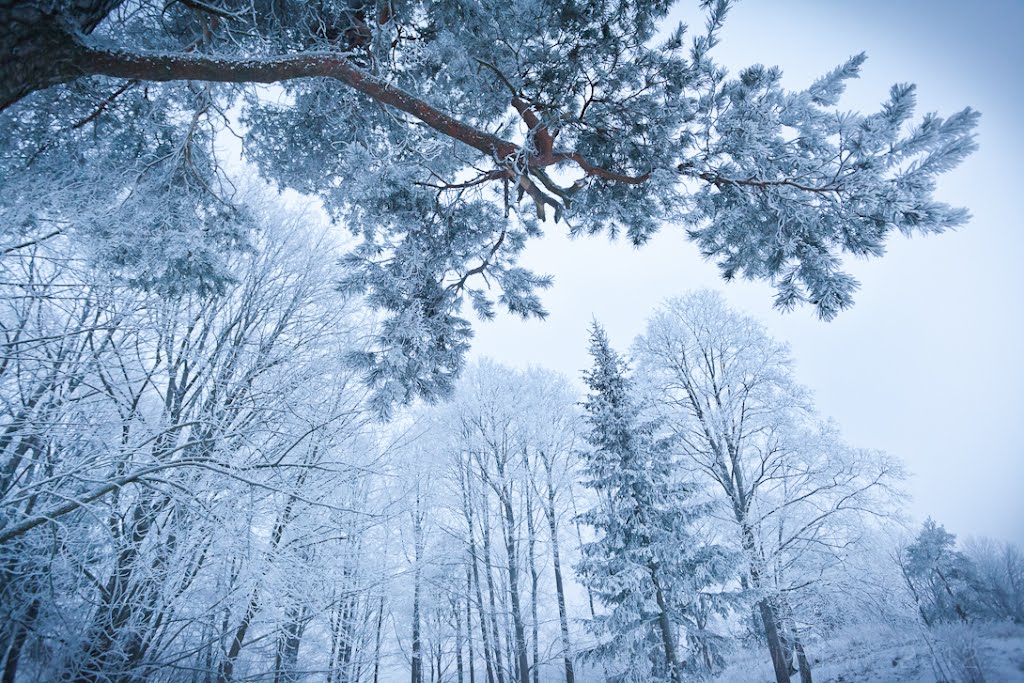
<box><xmin>0</xmin><ymin>224</ymin><xmax>1021</xmax><ymax>681</ymax></box>
<box><xmin>1</xmin><ymin>0</ymin><xmax>1022</xmax><ymax>681</ymax></box>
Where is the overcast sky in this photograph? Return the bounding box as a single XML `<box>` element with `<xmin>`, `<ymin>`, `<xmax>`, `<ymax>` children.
<box><xmin>470</xmin><ymin>0</ymin><xmax>1024</xmax><ymax>545</ymax></box>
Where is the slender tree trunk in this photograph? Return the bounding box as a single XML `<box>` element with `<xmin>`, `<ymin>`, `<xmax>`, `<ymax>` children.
<box><xmin>326</xmin><ymin>597</ymin><xmax>341</xmax><ymax>683</ymax></box>
<box><xmin>757</xmin><ymin>597</ymin><xmax>793</xmax><ymax>683</ymax></box>
<box><xmin>480</xmin><ymin>501</ymin><xmax>507</xmax><ymax>683</ymax></box>
<box><xmin>0</xmin><ymin>489</ymin><xmax>47</xmax><ymax>680</ymax></box>
<box><xmin>373</xmin><ymin>593</ymin><xmax>385</xmax><ymax>683</ymax></box>
<box><xmin>541</xmin><ymin>456</ymin><xmax>575</xmax><ymax>683</ymax></box>
<box><xmin>795</xmin><ymin>637</ymin><xmax>812</xmax><ymax>683</ymax></box>
<box><xmin>779</xmin><ymin>598</ymin><xmax>810</xmax><ymax>683</ymax></box>
<box><xmin>471</xmin><ymin>552</ymin><xmax>495</xmax><ymax>683</ymax></box>
<box><xmin>936</xmin><ymin>568</ymin><xmax>970</xmax><ymax>622</ymax></box>
<box><xmin>273</xmin><ymin>605</ymin><xmax>307</xmax><ymax>683</ymax></box>
<box><xmin>778</xmin><ymin>622</ymin><xmax>796</xmax><ymax>676</ymax></box>
<box><xmin>193</xmin><ymin>635</ymin><xmax>208</xmax><ymax>683</ymax></box>
<box><xmin>411</xmin><ymin>492</ymin><xmax>424</xmax><ymax>683</ymax></box>
<box><xmin>462</xmin><ymin>471</ymin><xmax>497</xmax><ymax>683</ymax></box>
<box><xmin>2</xmin><ymin>598</ymin><xmax>38</xmax><ymax>683</ymax></box>
<box><xmin>465</xmin><ymin>566</ymin><xmax>477</xmax><ymax>683</ymax></box>
<box><xmin>338</xmin><ymin>593</ymin><xmax>358</xmax><ymax>683</ymax></box>
<box><xmin>738</xmin><ymin>520</ymin><xmax>794</xmax><ymax>683</ymax></box>
<box><xmin>218</xmin><ymin>587</ymin><xmax>260</xmax><ymax>683</ymax></box>
<box><xmin>456</xmin><ymin>595</ymin><xmax>465</xmax><ymax>683</ymax></box>
<box><xmin>899</xmin><ymin>560</ymin><xmax>934</xmax><ymax>627</ymax></box>
<box><xmin>220</xmin><ymin>493</ymin><xmax>298</xmax><ymax>682</ymax></box>
<box><xmin>410</xmin><ymin>585</ymin><xmax>422</xmax><ymax>683</ymax></box>
<box><xmin>498</xmin><ymin>486</ymin><xmax>531</xmax><ymax>683</ymax></box>
<box><xmin>71</xmin><ymin>492</ymin><xmax>168</xmax><ymax>683</ymax></box>
<box><xmin>328</xmin><ymin>588</ymin><xmax>357</xmax><ymax>683</ymax></box>
<box><xmin>524</xmin><ymin>483</ymin><xmax>540</xmax><ymax>683</ymax></box>
<box><xmin>649</xmin><ymin>566</ymin><xmax>682</xmax><ymax>683</ymax></box>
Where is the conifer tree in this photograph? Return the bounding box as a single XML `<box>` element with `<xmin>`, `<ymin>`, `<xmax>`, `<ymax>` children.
<box><xmin>901</xmin><ymin>518</ymin><xmax>980</xmax><ymax>626</ymax></box>
<box><xmin>0</xmin><ymin>0</ymin><xmax>979</xmax><ymax>408</ymax></box>
<box><xmin>577</xmin><ymin>322</ymin><xmax>730</xmax><ymax>683</ymax></box>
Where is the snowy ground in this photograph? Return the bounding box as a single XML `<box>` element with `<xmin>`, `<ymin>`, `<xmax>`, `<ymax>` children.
<box><xmin>712</xmin><ymin>623</ymin><xmax>1024</xmax><ymax>683</ymax></box>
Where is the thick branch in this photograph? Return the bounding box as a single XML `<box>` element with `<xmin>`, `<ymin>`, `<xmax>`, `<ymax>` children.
<box><xmin>5</xmin><ymin>38</ymin><xmax>655</xmax><ymax>188</ymax></box>
<box><xmin>79</xmin><ymin>46</ymin><xmax>520</xmax><ymax>159</ymax></box>
<box><xmin>512</xmin><ymin>96</ymin><xmax>554</xmax><ymax>158</ymax></box>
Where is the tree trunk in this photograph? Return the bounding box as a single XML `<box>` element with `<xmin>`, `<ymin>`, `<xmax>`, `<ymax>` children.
<box><xmin>524</xmin><ymin>483</ymin><xmax>540</xmax><ymax>683</ymax></box>
<box><xmin>339</xmin><ymin>594</ymin><xmax>358</xmax><ymax>683</ymax></box>
<box><xmin>498</xmin><ymin>487</ymin><xmax>531</xmax><ymax>683</ymax></box>
<box><xmin>456</xmin><ymin>595</ymin><xmax>465</xmax><ymax>683</ymax></box>
<box><xmin>542</xmin><ymin>456</ymin><xmax>575</xmax><ymax>683</ymax></box>
<box><xmin>480</xmin><ymin>500</ymin><xmax>507</xmax><ymax>683</ymax></box>
<box><xmin>326</xmin><ymin>597</ymin><xmax>340</xmax><ymax>683</ymax></box>
<box><xmin>738</xmin><ymin>520</ymin><xmax>793</xmax><ymax>683</ymax></box>
<box><xmin>1</xmin><ymin>597</ymin><xmax>38</xmax><ymax>683</ymax></box>
<box><xmin>219</xmin><ymin>589</ymin><xmax>259</xmax><ymax>683</ymax></box>
<box><xmin>373</xmin><ymin>593</ymin><xmax>385</xmax><ymax>683</ymax></box>
<box><xmin>649</xmin><ymin>567</ymin><xmax>682</xmax><ymax>683</ymax></box>
<box><xmin>219</xmin><ymin>493</ymin><xmax>298</xmax><ymax>682</ymax></box>
<box><xmin>410</xmin><ymin>581</ymin><xmax>422</xmax><ymax>683</ymax></box>
<box><xmin>71</xmin><ymin>493</ymin><xmax>169</xmax><ymax>683</ymax></box>
<box><xmin>462</xmin><ymin>467</ymin><xmax>497</xmax><ymax>683</ymax></box>
<box><xmin>465</xmin><ymin>568</ymin><xmax>477</xmax><ymax>683</ymax></box>
<box><xmin>411</xmin><ymin>492</ymin><xmax>424</xmax><ymax>683</ymax></box>
<box><xmin>795</xmin><ymin>637</ymin><xmax>812</xmax><ymax>683</ymax></box>
<box><xmin>778</xmin><ymin>623</ymin><xmax>797</xmax><ymax>676</ymax></box>
<box><xmin>936</xmin><ymin>568</ymin><xmax>970</xmax><ymax>622</ymax></box>
<box><xmin>780</xmin><ymin>599</ymin><xmax>811</xmax><ymax>683</ymax></box>
<box><xmin>757</xmin><ymin>598</ymin><xmax>793</xmax><ymax>683</ymax></box>
<box><xmin>273</xmin><ymin>605</ymin><xmax>307</xmax><ymax>683</ymax></box>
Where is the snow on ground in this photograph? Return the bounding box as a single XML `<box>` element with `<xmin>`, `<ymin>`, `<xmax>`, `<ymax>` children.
<box><xmin>712</xmin><ymin>623</ymin><xmax>1024</xmax><ymax>683</ymax></box>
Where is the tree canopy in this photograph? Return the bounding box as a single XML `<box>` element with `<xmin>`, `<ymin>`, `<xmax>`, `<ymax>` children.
<box><xmin>0</xmin><ymin>0</ymin><xmax>978</xmax><ymax>407</ymax></box>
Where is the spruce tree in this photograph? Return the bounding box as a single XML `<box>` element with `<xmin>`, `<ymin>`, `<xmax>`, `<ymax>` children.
<box><xmin>577</xmin><ymin>322</ymin><xmax>730</xmax><ymax>682</ymax></box>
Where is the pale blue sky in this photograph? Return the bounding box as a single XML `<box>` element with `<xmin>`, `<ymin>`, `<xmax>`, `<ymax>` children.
<box><xmin>471</xmin><ymin>1</ymin><xmax>1024</xmax><ymax>544</ymax></box>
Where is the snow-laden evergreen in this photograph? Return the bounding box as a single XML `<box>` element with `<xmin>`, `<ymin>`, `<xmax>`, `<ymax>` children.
<box><xmin>1</xmin><ymin>0</ymin><xmax>979</xmax><ymax>409</ymax></box>
<box><xmin>576</xmin><ymin>323</ymin><xmax>733</xmax><ymax>682</ymax></box>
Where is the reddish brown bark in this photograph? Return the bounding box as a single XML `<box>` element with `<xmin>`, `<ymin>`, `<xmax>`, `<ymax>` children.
<box><xmin>1</xmin><ymin>7</ymin><xmax>649</xmax><ymax>187</ymax></box>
